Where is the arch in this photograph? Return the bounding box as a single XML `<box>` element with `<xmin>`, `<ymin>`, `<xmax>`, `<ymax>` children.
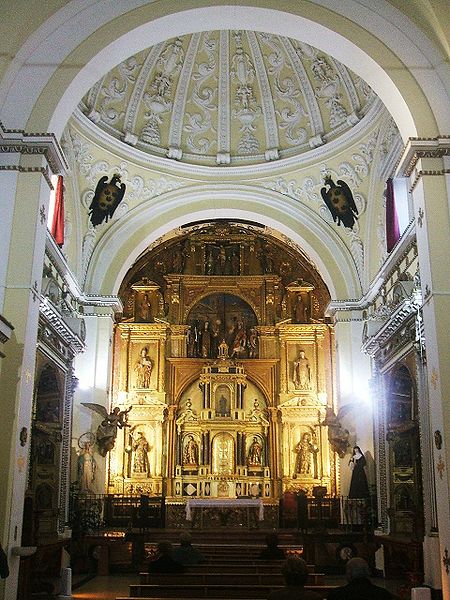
<box><xmin>85</xmin><ymin>185</ymin><xmax>361</xmax><ymax>300</ymax></box>
<box><xmin>1</xmin><ymin>3</ymin><xmax>448</xmax><ymax>140</ymax></box>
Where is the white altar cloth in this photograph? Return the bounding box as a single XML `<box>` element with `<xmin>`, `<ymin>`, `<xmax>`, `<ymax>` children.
<box><xmin>185</xmin><ymin>498</ymin><xmax>264</xmax><ymax>521</ymax></box>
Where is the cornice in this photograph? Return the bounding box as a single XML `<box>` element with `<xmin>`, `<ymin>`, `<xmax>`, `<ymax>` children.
<box><xmin>361</xmin><ymin>297</ymin><xmax>417</xmax><ymax>357</ymax></box>
<box><xmin>39</xmin><ymin>298</ymin><xmax>85</xmax><ymax>354</ymax></box>
<box><xmin>0</xmin><ymin>120</ymin><xmax>68</xmax><ymax>175</ymax></box>
<box><xmin>45</xmin><ymin>233</ymin><xmax>122</xmax><ymax>314</ymax></box>
<box><xmin>326</xmin><ymin>220</ymin><xmax>416</xmax><ymax>315</ymax></box>
<box><xmin>395</xmin><ymin>136</ymin><xmax>450</xmax><ymax>178</ymax></box>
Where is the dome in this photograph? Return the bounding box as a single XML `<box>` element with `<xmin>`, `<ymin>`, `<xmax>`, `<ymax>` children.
<box><xmin>80</xmin><ymin>30</ymin><xmax>378</xmax><ymax>167</ymax></box>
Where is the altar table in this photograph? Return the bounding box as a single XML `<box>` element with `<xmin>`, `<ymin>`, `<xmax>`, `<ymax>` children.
<box><xmin>185</xmin><ymin>498</ymin><xmax>264</xmax><ymax>529</ymax></box>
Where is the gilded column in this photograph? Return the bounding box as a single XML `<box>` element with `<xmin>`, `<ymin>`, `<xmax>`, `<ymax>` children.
<box><xmin>165</xmin><ymin>404</ymin><xmax>177</xmax><ymax>496</ymax></box>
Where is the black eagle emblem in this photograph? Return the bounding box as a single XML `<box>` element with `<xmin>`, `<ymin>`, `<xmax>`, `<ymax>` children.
<box><xmin>89</xmin><ymin>174</ymin><xmax>126</xmax><ymax>227</ymax></box>
<box><xmin>321</xmin><ymin>176</ymin><xmax>358</xmax><ymax>229</ymax></box>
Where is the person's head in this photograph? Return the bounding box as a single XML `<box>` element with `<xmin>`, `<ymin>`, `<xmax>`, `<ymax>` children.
<box><xmin>157</xmin><ymin>541</ymin><xmax>173</xmax><ymax>557</ymax></box>
<box><xmin>282</xmin><ymin>557</ymin><xmax>309</xmax><ymax>586</ymax></box>
<box><xmin>345</xmin><ymin>557</ymin><xmax>371</xmax><ymax>582</ymax></box>
<box><xmin>179</xmin><ymin>532</ymin><xmax>192</xmax><ymax>547</ymax></box>
<box><xmin>353</xmin><ymin>446</ymin><xmax>363</xmax><ymax>455</ymax></box>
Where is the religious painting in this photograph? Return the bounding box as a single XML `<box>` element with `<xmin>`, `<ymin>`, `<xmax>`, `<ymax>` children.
<box><xmin>187</xmin><ymin>293</ymin><xmax>257</xmax><ymax>359</ymax></box>
<box><xmin>215</xmin><ymin>385</ymin><xmax>231</xmax><ymax>417</ymax></box>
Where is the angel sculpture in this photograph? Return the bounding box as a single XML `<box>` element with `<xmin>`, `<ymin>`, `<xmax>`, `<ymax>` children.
<box><xmin>82</xmin><ymin>404</ymin><xmax>132</xmax><ymax>456</ymax></box>
<box><xmin>320</xmin><ymin>406</ymin><xmax>352</xmax><ymax>458</ymax></box>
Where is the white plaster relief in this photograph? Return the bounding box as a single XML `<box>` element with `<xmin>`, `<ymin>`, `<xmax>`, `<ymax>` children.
<box><xmin>231</xmin><ymin>31</ymin><xmax>261</xmax><ymax>155</ymax></box>
<box><xmin>259</xmin><ymin>33</ymin><xmax>307</xmax><ymax>146</ymax></box>
<box><xmin>247</xmin><ymin>31</ymin><xmax>279</xmax><ymax>152</ymax></box>
<box><xmin>169</xmin><ymin>34</ymin><xmax>201</xmax><ymax>151</ymax></box>
<box><xmin>217</xmin><ymin>31</ymin><xmax>231</xmax><ymax>155</ymax></box>
<box><xmin>99</xmin><ymin>56</ymin><xmax>140</xmax><ymax>125</ymax></box>
<box><xmin>124</xmin><ymin>43</ymin><xmax>165</xmax><ymax>135</ymax></box>
<box><xmin>184</xmin><ymin>32</ymin><xmax>217</xmax><ymax>154</ymax></box>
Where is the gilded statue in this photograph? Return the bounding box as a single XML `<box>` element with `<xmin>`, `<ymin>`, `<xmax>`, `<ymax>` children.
<box><xmin>183</xmin><ymin>435</ymin><xmax>199</xmax><ymax>465</ymax></box>
<box><xmin>293</xmin><ymin>350</ymin><xmax>311</xmax><ymax>389</ymax></box>
<box><xmin>134</xmin><ymin>347</ymin><xmax>153</xmax><ymax>388</ymax></box>
<box><xmin>247</xmin><ymin>437</ymin><xmax>263</xmax><ymax>466</ymax></box>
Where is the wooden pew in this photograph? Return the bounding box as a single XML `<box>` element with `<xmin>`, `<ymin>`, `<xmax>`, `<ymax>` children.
<box><xmin>139</xmin><ymin>572</ymin><xmax>325</xmax><ymax>585</ymax></box>
<box><xmin>127</xmin><ymin>583</ymin><xmax>337</xmax><ymax>598</ymax></box>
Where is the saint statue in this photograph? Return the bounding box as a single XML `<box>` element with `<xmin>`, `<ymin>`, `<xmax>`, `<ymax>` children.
<box><xmin>77</xmin><ymin>442</ymin><xmax>96</xmax><ymax>493</ymax></box>
<box><xmin>134</xmin><ymin>347</ymin><xmax>153</xmax><ymax>388</ymax></box>
<box><xmin>293</xmin><ymin>350</ymin><xmax>311</xmax><ymax>389</ymax></box>
<box><xmin>132</xmin><ymin>431</ymin><xmax>151</xmax><ymax>475</ymax></box>
<box><xmin>138</xmin><ymin>293</ymin><xmax>152</xmax><ymax>322</ymax></box>
<box><xmin>247</xmin><ymin>437</ymin><xmax>263</xmax><ymax>466</ymax></box>
<box><xmin>295</xmin><ymin>432</ymin><xmax>318</xmax><ymax>477</ymax></box>
<box><xmin>183</xmin><ymin>435</ymin><xmax>199</xmax><ymax>465</ymax></box>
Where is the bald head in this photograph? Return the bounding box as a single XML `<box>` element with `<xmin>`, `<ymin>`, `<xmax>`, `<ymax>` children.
<box><xmin>346</xmin><ymin>557</ymin><xmax>371</xmax><ymax>581</ymax></box>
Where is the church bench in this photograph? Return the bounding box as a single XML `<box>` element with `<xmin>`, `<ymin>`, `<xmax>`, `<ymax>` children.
<box><xmin>139</xmin><ymin>572</ymin><xmax>325</xmax><ymax>585</ymax></box>
<box><xmin>128</xmin><ymin>583</ymin><xmax>337</xmax><ymax>598</ymax></box>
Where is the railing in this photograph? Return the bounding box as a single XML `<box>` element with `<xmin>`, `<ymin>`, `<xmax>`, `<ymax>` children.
<box><xmin>69</xmin><ymin>493</ymin><xmax>165</xmax><ymax>535</ymax></box>
<box><xmin>281</xmin><ymin>494</ymin><xmax>377</xmax><ymax>534</ymax></box>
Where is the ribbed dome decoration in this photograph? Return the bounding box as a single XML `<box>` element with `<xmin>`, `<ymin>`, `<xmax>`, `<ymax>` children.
<box><xmin>81</xmin><ymin>31</ymin><xmax>377</xmax><ymax>166</ymax></box>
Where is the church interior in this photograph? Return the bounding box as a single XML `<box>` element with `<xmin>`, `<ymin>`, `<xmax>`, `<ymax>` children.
<box><xmin>0</xmin><ymin>2</ymin><xmax>449</xmax><ymax>599</ymax></box>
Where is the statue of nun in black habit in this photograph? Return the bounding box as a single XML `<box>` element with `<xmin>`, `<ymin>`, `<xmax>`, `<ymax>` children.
<box><xmin>348</xmin><ymin>446</ymin><xmax>370</xmax><ymax>498</ymax></box>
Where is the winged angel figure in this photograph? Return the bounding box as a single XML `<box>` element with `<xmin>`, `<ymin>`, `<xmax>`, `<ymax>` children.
<box><xmin>320</xmin><ymin>405</ymin><xmax>354</xmax><ymax>458</ymax></box>
<box><xmin>82</xmin><ymin>403</ymin><xmax>132</xmax><ymax>456</ymax></box>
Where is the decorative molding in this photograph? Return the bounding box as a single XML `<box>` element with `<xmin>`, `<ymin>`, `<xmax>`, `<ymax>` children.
<box><xmin>395</xmin><ymin>136</ymin><xmax>450</xmax><ymax>178</ymax></box>
<box><xmin>39</xmin><ymin>299</ymin><xmax>85</xmax><ymax>355</ymax></box>
<box><xmin>59</xmin><ymin>366</ymin><xmax>76</xmax><ymax>531</ymax></box>
<box><xmin>327</xmin><ymin>221</ymin><xmax>416</xmax><ymax>316</ymax></box>
<box><xmin>410</xmin><ymin>169</ymin><xmax>450</xmax><ymax>192</ymax></box>
<box><xmin>73</xmin><ymin>96</ymin><xmax>385</xmax><ymax>177</ymax></box>
<box><xmin>0</xmin><ymin>164</ymin><xmax>53</xmax><ymax>189</ymax></box>
<box><xmin>0</xmin><ymin>121</ymin><xmax>68</xmax><ymax>175</ymax></box>
<box><xmin>0</xmin><ymin>313</ymin><xmax>14</xmax><ymax>344</ymax></box>
<box><xmin>361</xmin><ymin>297</ymin><xmax>418</xmax><ymax>357</ymax></box>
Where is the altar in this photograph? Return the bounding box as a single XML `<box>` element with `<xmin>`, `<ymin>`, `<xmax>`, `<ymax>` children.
<box><xmin>185</xmin><ymin>498</ymin><xmax>264</xmax><ymax>529</ymax></box>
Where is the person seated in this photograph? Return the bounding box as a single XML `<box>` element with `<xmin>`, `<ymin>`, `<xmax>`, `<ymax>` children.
<box><xmin>268</xmin><ymin>557</ymin><xmax>322</xmax><ymax>600</ymax></box>
<box><xmin>327</xmin><ymin>557</ymin><xmax>394</xmax><ymax>599</ymax></box>
<box><xmin>259</xmin><ymin>532</ymin><xmax>285</xmax><ymax>560</ymax></box>
<box><xmin>147</xmin><ymin>541</ymin><xmax>184</xmax><ymax>573</ymax></box>
<box><xmin>173</xmin><ymin>532</ymin><xmax>206</xmax><ymax>565</ymax></box>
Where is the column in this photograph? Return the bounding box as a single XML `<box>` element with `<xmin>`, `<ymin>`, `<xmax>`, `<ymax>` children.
<box><xmin>399</xmin><ymin>142</ymin><xmax>450</xmax><ymax>596</ymax></box>
<box><xmin>0</xmin><ymin>128</ymin><xmax>66</xmax><ymax>600</ymax></box>
<box><xmin>165</xmin><ymin>405</ymin><xmax>177</xmax><ymax>496</ymax></box>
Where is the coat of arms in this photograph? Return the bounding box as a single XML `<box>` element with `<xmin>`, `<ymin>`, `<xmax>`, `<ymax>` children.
<box><xmin>89</xmin><ymin>174</ymin><xmax>126</xmax><ymax>227</ymax></box>
<box><xmin>321</xmin><ymin>175</ymin><xmax>358</xmax><ymax>229</ymax></box>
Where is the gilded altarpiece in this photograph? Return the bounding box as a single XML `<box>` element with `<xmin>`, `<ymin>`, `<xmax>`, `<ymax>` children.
<box><xmin>109</xmin><ymin>323</ymin><xmax>167</xmax><ymax>495</ymax></box>
<box><xmin>111</xmin><ymin>224</ymin><xmax>337</xmax><ymax>511</ymax></box>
